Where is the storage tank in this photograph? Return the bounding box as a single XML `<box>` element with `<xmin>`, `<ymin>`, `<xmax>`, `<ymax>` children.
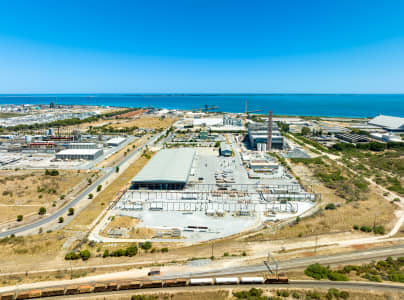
<box><xmin>215</xmin><ymin>277</ymin><xmax>239</xmax><ymax>284</ymax></box>
<box><xmin>25</xmin><ymin>135</ymin><xmax>32</xmax><ymax>143</ymax></box>
<box><xmin>189</xmin><ymin>278</ymin><xmax>214</xmax><ymax>285</ymax></box>
<box><xmin>240</xmin><ymin>277</ymin><xmax>265</xmax><ymax>284</ymax></box>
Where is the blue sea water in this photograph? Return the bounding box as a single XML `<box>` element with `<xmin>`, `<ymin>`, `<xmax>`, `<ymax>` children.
<box><xmin>0</xmin><ymin>94</ymin><xmax>403</xmax><ymax>118</ymax></box>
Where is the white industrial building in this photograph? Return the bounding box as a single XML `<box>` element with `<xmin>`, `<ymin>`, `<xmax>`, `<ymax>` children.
<box><xmin>107</xmin><ymin>137</ymin><xmax>126</xmax><ymax>147</ymax></box>
<box><xmin>368</xmin><ymin>115</ymin><xmax>404</xmax><ymax>132</ymax></box>
<box><xmin>56</xmin><ymin>149</ymin><xmax>104</xmax><ymax>160</ymax></box>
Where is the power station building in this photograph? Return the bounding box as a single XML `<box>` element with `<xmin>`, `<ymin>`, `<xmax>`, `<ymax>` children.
<box><xmin>131</xmin><ymin>148</ymin><xmax>196</xmax><ymax>190</ymax></box>
<box><xmin>248</xmin><ymin>122</ymin><xmax>284</xmax><ymax>150</ymax></box>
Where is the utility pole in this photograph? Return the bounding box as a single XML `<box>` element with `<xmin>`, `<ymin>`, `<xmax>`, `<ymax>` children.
<box><xmin>211</xmin><ymin>243</ymin><xmax>214</xmax><ymax>258</ymax></box>
<box><xmin>314</xmin><ymin>235</ymin><xmax>318</xmax><ymax>255</ymax></box>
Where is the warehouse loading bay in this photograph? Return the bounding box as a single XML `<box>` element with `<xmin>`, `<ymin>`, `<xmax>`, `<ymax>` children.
<box><xmin>97</xmin><ymin>136</ymin><xmax>319</xmax><ymax>243</ymax></box>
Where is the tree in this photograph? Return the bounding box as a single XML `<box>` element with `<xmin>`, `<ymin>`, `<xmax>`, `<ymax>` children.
<box><xmin>103</xmin><ymin>250</ymin><xmax>109</xmax><ymax>258</ymax></box>
<box><xmin>38</xmin><ymin>207</ymin><xmax>46</xmax><ymax>215</ymax></box>
<box><xmin>325</xmin><ymin>203</ymin><xmax>336</xmax><ymax>210</ymax></box>
<box><xmin>60</xmin><ymin>194</ymin><xmax>65</xmax><ymax>200</ymax></box>
<box><xmin>116</xmin><ymin>166</ymin><xmax>120</xmax><ymax>173</ymax></box>
<box><xmin>17</xmin><ymin>215</ymin><xmax>23</xmax><ymax>222</ymax></box>
<box><xmin>88</xmin><ymin>193</ymin><xmax>93</xmax><ymax>199</ymax></box>
<box><xmin>141</xmin><ymin>241</ymin><xmax>152</xmax><ymax>251</ymax></box>
<box><xmin>97</xmin><ymin>185</ymin><xmax>102</xmax><ymax>192</ymax></box>
<box><xmin>80</xmin><ymin>250</ymin><xmax>91</xmax><ymax>261</ymax></box>
<box><xmin>126</xmin><ymin>245</ymin><xmax>138</xmax><ymax>257</ymax></box>
<box><xmin>296</xmin><ymin>216</ymin><xmax>301</xmax><ymax>224</ymax></box>
<box><xmin>301</xmin><ymin>126</ymin><xmax>311</xmax><ymax>136</ymax></box>
<box><xmin>68</xmin><ymin>207</ymin><xmax>74</xmax><ymax>216</ymax></box>
<box><xmin>58</xmin><ymin>217</ymin><xmax>64</xmax><ymax>223</ymax></box>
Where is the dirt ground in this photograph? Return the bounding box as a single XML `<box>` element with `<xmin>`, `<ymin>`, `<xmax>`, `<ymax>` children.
<box><xmin>243</xmin><ymin>160</ymin><xmax>397</xmax><ymax>240</ymax></box>
<box><xmin>110</xmin><ymin>116</ymin><xmax>176</xmax><ymax>130</ymax></box>
<box><xmin>51</xmin><ymin>287</ymin><xmax>403</xmax><ymax>300</ymax></box>
<box><xmin>0</xmin><ymin>170</ymin><xmax>90</xmax><ymax>223</ymax></box>
<box><xmin>100</xmin><ymin>216</ymin><xmax>139</xmax><ymax>236</ymax></box>
<box><xmin>67</xmin><ymin>151</ymin><xmax>155</xmax><ymax>229</ymax></box>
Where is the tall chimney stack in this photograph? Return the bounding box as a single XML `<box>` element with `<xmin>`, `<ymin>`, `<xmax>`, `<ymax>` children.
<box><xmin>267</xmin><ymin>110</ymin><xmax>273</xmax><ymax>151</ymax></box>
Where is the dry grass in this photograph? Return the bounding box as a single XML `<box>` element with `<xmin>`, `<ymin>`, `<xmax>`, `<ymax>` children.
<box><xmin>57</xmin><ymin>288</ymin><xmax>403</xmax><ymax>300</ymax></box>
<box><xmin>0</xmin><ymin>170</ymin><xmax>89</xmax><ymax>222</ymax></box>
<box><xmin>97</xmin><ymin>135</ymin><xmax>149</xmax><ymax>168</ymax></box>
<box><xmin>245</xmin><ymin>161</ymin><xmax>396</xmax><ymax>241</ymax></box>
<box><xmin>111</xmin><ymin>116</ymin><xmax>176</xmax><ymax>130</ymax></box>
<box><xmin>67</xmin><ymin>152</ymin><xmax>155</xmax><ymax>229</ymax></box>
<box><xmin>101</xmin><ymin>216</ymin><xmax>139</xmax><ymax>236</ymax></box>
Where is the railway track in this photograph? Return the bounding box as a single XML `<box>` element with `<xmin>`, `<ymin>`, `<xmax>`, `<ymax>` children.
<box><xmin>6</xmin><ymin>281</ymin><xmax>404</xmax><ymax>300</ymax></box>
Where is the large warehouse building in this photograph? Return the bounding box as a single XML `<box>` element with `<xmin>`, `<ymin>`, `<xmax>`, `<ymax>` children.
<box><xmin>368</xmin><ymin>115</ymin><xmax>404</xmax><ymax>132</ymax></box>
<box><xmin>56</xmin><ymin>149</ymin><xmax>104</xmax><ymax>160</ymax></box>
<box><xmin>131</xmin><ymin>148</ymin><xmax>196</xmax><ymax>190</ymax></box>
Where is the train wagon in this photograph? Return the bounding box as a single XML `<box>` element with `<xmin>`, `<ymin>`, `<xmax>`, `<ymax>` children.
<box><xmin>41</xmin><ymin>287</ymin><xmax>65</xmax><ymax>297</ymax></box>
<box><xmin>0</xmin><ymin>294</ymin><xmax>14</xmax><ymax>300</ymax></box>
<box><xmin>65</xmin><ymin>286</ymin><xmax>80</xmax><ymax>295</ymax></box>
<box><xmin>107</xmin><ymin>282</ymin><xmax>119</xmax><ymax>291</ymax></box>
<box><xmin>215</xmin><ymin>277</ymin><xmax>239</xmax><ymax>285</ymax></box>
<box><xmin>189</xmin><ymin>278</ymin><xmax>214</xmax><ymax>286</ymax></box>
<box><xmin>142</xmin><ymin>280</ymin><xmax>163</xmax><ymax>288</ymax></box>
<box><xmin>129</xmin><ymin>281</ymin><xmax>142</xmax><ymax>289</ymax></box>
<box><xmin>164</xmin><ymin>279</ymin><xmax>188</xmax><ymax>287</ymax></box>
<box><xmin>94</xmin><ymin>284</ymin><xmax>108</xmax><ymax>293</ymax></box>
<box><xmin>78</xmin><ymin>285</ymin><xmax>93</xmax><ymax>294</ymax></box>
<box><xmin>240</xmin><ymin>277</ymin><xmax>265</xmax><ymax>284</ymax></box>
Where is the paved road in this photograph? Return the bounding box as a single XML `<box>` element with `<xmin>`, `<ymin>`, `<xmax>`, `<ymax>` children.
<box><xmin>0</xmin><ymin>131</ymin><xmax>166</xmax><ymax>238</ymax></box>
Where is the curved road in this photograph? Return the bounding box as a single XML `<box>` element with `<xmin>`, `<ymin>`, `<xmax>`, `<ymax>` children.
<box><xmin>0</xmin><ymin>131</ymin><xmax>165</xmax><ymax>238</ymax></box>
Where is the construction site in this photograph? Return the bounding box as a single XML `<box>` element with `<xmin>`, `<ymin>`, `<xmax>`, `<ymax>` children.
<box><xmin>93</xmin><ymin>110</ymin><xmax>319</xmax><ymax>243</ymax></box>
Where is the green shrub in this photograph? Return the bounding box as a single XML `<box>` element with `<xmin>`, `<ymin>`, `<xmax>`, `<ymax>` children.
<box><xmin>373</xmin><ymin>225</ymin><xmax>385</xmax><ymax>235</ymax></box>
<box><xmin>68</xmin><ymin>207</ymin><xmax>74</xmax><ymax>216</ymax></box>
<box><xmin>17</xmin><ymin>215</ymin><xmax>23</xmax><ymax>222</ymax></box>
<box><xmin>141</xmin><ymin>241</ymin><xmax>152</xmax><ymax>251</ymax></box>
<box><xmin>325</xmin><ymin>203</ymin><xmax>336</xmax><ymax>210</ymax></box>
<box><xmin>161</xmin><ymin>247</ymin><xmax>168</xmax><ymax>253</ymax></box>
<box><xmin>360</xmin><ymin>225</ymin><xmax>372</xmax><ymax>233</ymax></box>
<box><xmin>38</xmin><ymin>207</ymin><xmax>46</xmax><ymax>215</ymax></box>
<box><xmin>58</xmin><ymin>217</ymin><xmax>64</xmax><ymax>223</ymax></box>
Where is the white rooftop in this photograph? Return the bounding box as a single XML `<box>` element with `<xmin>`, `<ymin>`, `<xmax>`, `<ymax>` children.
<box><xmin>369</xmin><ymin>115</ymin><xmax>404</xmax><ymax>130</ymax></box>
<box><xmin>57</xmin><ymin>149</ymin><xmax>102</xmax><ymax>155</ymax></box>
<box><xmin>107</xmin><ymin>137</ymin><xmax>126</xmax><ymax>144</ymax></box>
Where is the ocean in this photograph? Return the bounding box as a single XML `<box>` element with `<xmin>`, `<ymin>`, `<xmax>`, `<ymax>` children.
<box><xmin>0</xmin><ymin>94</ymin><xmax>403</xmax><ymax>118</ymax></box>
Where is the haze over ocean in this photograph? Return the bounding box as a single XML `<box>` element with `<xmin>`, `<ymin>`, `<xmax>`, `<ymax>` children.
<box><xmin>0</xmin><ymin>94</ymin><xmax>403</xmax><ymax>118</ymax></box>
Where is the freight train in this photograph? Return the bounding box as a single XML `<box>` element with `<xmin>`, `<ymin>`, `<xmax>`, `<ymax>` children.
<box><xmin>0</xmin><ymin>276</ymin><xmax>288</xmax><ymax>299</ymax></box>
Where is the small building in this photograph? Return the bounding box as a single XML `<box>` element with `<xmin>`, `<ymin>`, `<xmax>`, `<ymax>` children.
<box><xmin>249</xmin><ymin>159</ymin><xmax>278</xmax><ymax>172</ymax></box>
<box><xmin>107</xmin><ymin>137</ymin><xmax>126</xmax><ymax>147</ymax></box>
<box><xmin>56</xmin><ymin>148</ymin><xmax>103</xmax><ymax>160</ymax></box>
<box><xmin>29</xmin><ymin>142</ymin><xmax>56</xmax><ymax>149</ymax></box>
<box><xmin>335</xmin><ymin>133</ymin><xmax>370</xmax><ymax>144</ymax></box>
<box><xmin>219</xmin><ymin>142</ymin><xmax>232</xmax><ymax>156</ymax></box>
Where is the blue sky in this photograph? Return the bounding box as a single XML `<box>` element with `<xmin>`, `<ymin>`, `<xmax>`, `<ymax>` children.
<box><xmin>0</xmin><ymin>0</ymin><xmax>404</xmax><ymax>93</ymax></box>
